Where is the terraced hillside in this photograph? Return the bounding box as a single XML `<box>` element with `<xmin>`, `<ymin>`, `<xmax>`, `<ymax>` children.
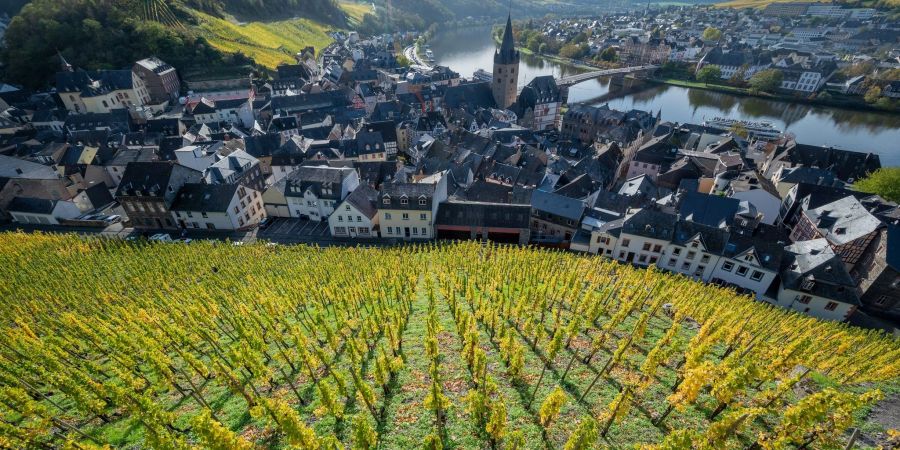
<box><xmin>191</xmin><ymin>3</ymin><xmax>372</xmax><ymax>69</ymax></box>
<box><xmin>0</xmin><ymin>234</ymin><xmax>897</xmax><ymax>449</ymax></box>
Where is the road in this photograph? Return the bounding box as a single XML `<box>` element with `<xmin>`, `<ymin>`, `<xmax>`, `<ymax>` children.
<box><xmin>403</xmin><ymin>44</ymin><xmax>433</xmax><ymax>70</ymax></box>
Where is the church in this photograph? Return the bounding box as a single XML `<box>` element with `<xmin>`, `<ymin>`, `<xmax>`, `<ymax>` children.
<box><xmin>492</xmin><ymin>15</ymin><xmax>520</xmax><ymax>109</ymax></box>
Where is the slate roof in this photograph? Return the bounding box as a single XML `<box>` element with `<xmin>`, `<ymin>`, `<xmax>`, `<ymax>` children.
<box><xmin>115</xmin><ymin>161</ymin><xmax>196</xmax><ymax>197</ymax></box>
<box><xmin>343</xmin><ymin>184</ymin><xmax>379</xmax><ymax>219</ymax></box>
<box><xmin>284</xmin><ymin>166</ymin><xmax>354</xmax><ymax>200</ymax></box>
<box><xmin>436</xmin><ymin>201</ymin><xmax>530</xmax><ymax>229</ymax></box>
<box><xmin>7</xmin><ymin>197</ymin><xmax>56</xmax><ymax>214</ymax></box>
<box><xmin>621</xmin><ymin>208</ymin><xmax>677</xmax><ymax>241</ymax></box>
<box><xmin>170</xmin><ymin>183</ymin><xmax>239</xmax><ymax>212</ymax></box>
<box><xmin>781</xmin><ymin>239</ymin><xmax>859</xmax><ymax>305</ymax></box>
<box><xmin>379</xmin><ymin>182</ymin><xmax>436</xmax><ymax>211</ymax></box>
<box><xmin>531</xmin><ymin>189</ymin><xmax>585</xmax><ymax>222</ymax></box>
<box><xmin>672</xmin><ymin>220</ymin><xmax>730</xmax><ymax>254</ymax></box>
<box><xmin>679</xmin><ymin>191</ymin><xmax>741</xmax><ymax>228</ymax></box>
<box><xmin>802</xmin><ymin>196</ymin><xmax>883</xmax><ymax>245</ymax></box>
<box><xmin>443</xmin><ymin>82</ymin><xmax>496</xmax><ymax>112</ymax></box>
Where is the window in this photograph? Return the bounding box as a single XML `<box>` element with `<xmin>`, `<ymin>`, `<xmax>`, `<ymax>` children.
<box><xmin>638</xmin><ymin>255</ymin><xmax>647</xmax><ymax>263</ymax></box>
<box><xmin>345</xmin><ymin>205</ymin><xmax>351</xmax><ymax>211</ymax></box>
<box><xmin>681</xmin><ymin>262</ymin><xmax>691</xmax><ymax>271</ymax></box>
<box><xmin>801</xmin><ymin>279</ymin><xmax>815</xmax><ymax>290</ymax></box>
<box><xmin>419</xmin><ymin>197</ymin><xmax>427</xmax><ymax>206</ymax></box>
<box><xmin>400</xmin><ymin>197</ymin><xmax>408</xmax><ymax>205</ymax></box>
<box><xmin>824</xmin><ymin>301</ymin><xmax>839</xmax><ymax>311</ymax></box>
<box><xmin>653</xmin><ymin>244</ymin><xmax>662</xmax><ymax>253</ymax></box>
<box><xmin>797</xmin><ymin>295</ymin><xmax>812</xmax><ymax>304</ymax></box>
<box><xmin>622</xmin><ymin>238</ymin><xmax>631</xmax><ymax>247</ymax></box>
<box><xmin>668</xmin><ymin>258</ymin><xmax>676</xmax><ymax>267</ymax></box>
<box><xmin>335</xmin><ymin>226</ymin><xmax>346</xmax><ymax>235</ymax></box>
<box><xmin>700</xmin><ymin>254</ymin><xmax>710</xmax><ymax>263</ymax></box>
<box><xmin>201</xmin><ymin>212</ymin><xmax>208</xmax><ymax>218</ymax></box>
<box><xmin>722</xmin><ymin>261</ymin><xmax>734</xmax><ymax>272</ymax></box>
<box><xmin>412</xmin><ymin>228</ymin><xmax>418</xmax><ymax>235</ymax></box>
<box><xmin>359</xmin><ymin>227</ymin><xmax>369</xmax><ymax>234</ymax></box>
<box><xmin>673</xmin><ymin>248</ymin><xmax>682</xmax><ymax>256</ymax></box>
<box><xmin>750</xmin><ymin>270</ymin><xmax>764</xmax><ymax>281</ymax></box>
<box><xmin>402</xmin><ymin>213</ymin><xmax>409</xmax><ymax>220</ymax></box>
<box><xmin>642</xmin><ymin>243</ymin><xmax>651</xmax><ymax>251</ymax></box>
<box><xmin>649</xmin><ymin>256</ymin><xmax>658</xmax><ymax>265</ymax></box>
<box><xmin>619</xmin><ymin>251</ymin><xmax>626</xmax><ymax>259</ymax></box>
<box><xmin>383</xmin><ymin>197</ymin><xmax>390</xmax><ymax>205</ymax></box>
<box><xmin>420</xmin><ymin>213</ymin><xmax>427</xmax><ymax>221</ymax></box>
<box><xmin>694</xmin><ymin>266</ymin><xmax>705</xmax><ymax>277</ymax></box>
<box><xmin>357</xmin><ymin>216</ymin><xmax>362</xmax><ymax>222</ymax></box>
<box><xmin>687</xmin><ymin>251</ymin><xmax>696</xmax><ymax>260</ymax></box>
<box><xmin>385</xmin><ymin>213</ymin><xmax>392</xmax><ymax>220</ymax></box>
<box><xmin>736</xmin><ymin>266</ymin><xmax>749</xmax><ymax>277</ymax></box>
<box><xmin>234</xmin><ymin>206</ymin><xmax>239</xmax><ymax>214</ymax></box>
<box><xmin>338</xmin><ymin>215</ymin><xmax>343</xmax><ymax>222</ymax></box>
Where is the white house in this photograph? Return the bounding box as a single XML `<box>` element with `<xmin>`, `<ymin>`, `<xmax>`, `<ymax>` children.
<box><xmin>170</xmin><ymin>183</ymin><xmax>265</xmax><ymax>230</ymax></box>
<box><xmin>282</xmin><ymin>166</ymin><xmax>359</xmax><ymax>221</ymax></box>
<box><xmin>378</xmin><ymin>173</ymin><xmax>448</xmax><ymax>240</ymax></box>
<box><xmin>175</xmin><ymin>142</ymin><xmax>223</xmax><ymax>173</ymax></box>
<box><xmin>772</xmin><ymin>239</ymin><xmax>860</xmax><ymax>321</ymax></box>
<box><xmin>7</xmin><ymin>197</ymin><xmax>81</xmax><ymax>225</ymax></box>
<box><xmin>328</xmin><ymin>184</ymin><xmax>379</xmax><ymax>238</ymax></box>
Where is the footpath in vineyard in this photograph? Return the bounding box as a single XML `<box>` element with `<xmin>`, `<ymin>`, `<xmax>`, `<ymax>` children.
<box><xmin>0</xmin><ymin>233</ymin><xmax>897</xmax><ymax>449</ymax></box>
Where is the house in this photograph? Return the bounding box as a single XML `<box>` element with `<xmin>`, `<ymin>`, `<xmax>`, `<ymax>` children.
<box><xmin>852</xmin><ymin>224</ymin><xmax>900</xmax><ymax>320</ymax></box>
<box><xmin>435</xmin><ymin>201</ymin><xmax>531</xmax><ymax>244</ymax></box>
<box><xmin>709</xmin><ymin>225</ymin><xmax>786</xmax><ymax>299</ymax></box>
<box><xmin>789</xmin><ymin>195</ymin><xmax>883</xmax><ymax>270</ymax></box>
<box><xmin>6</xmin><ymin>197</ymin><xmax>81</xmax><ymax>225</ymax></box>
<box><xmin>378</xmin><ymin>175</ymin><xmax>449</xmax><ymax>240</ymax></box>
<box><xmin>281</xmin><ymin>166</ymin><xmax>359</xmax><ymax>221</ymax></box>
<box><xmin>515</xmin><ymin>76</ymin><xmax>562</xmax><ymax>131</ymax></box>
<box><xmin>56</xmin><ymin>68</ymin><xmax>151</xmax><ymax>114</ymax></box>
<box><xmin>763</xmin><ymin>141</ymin><xmax>881</xmax><ymax>184</ymax></box>
<box><xmin>133</xmin><ymin>58</ymin><xmax>180</xmax><ymax>104</ymax></box>
<box><xmin>659</xmin><ymin>220</ymin><xmax>728</xmax><ymax>281</ymax></box>
<box><xmin>696</xmin><ymin>48</ymin><xmax>771</xmax><ymax>80</ymax></box>
<box><xmin>0</xmin><ymin>155</ymin><xmax>73</xmax><ymax>219</ymax></box>
<box><xmin>612</xmin><ymin>208</ymin><xmax>675</xmax><ymax>265</ymax></box>
<box><xmin>204</xmin><ymin>150</ymin><xmax>266</xmax><ymax>191</ymax></box>
<box><xmin>530</xmin><ymin>189</ymin><xmax>586</xmax><ymax>244</ymax></box>
<box><xmin>170</xmin><ymin>183</ymin><xmax>264</xmax><ymax>231</ymax></box>
<box><xmin>773</xmin><ymin>239</ymin><xmax>860</xmax><ymax>321</ymax></box>
<box><xmin>114</xmin><ymin>161</ymin><xmax>202</xmax><ymax>229</ymax></box>
<box><xmin>328</xmin><ymin>184</ymin><xmax>379</xmax><ymax>238</ymax></box>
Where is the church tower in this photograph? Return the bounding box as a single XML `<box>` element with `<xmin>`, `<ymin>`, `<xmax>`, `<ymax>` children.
<box><xmin>492</xmin><ymin>14</ymin><xmax>520</xmax><ymax>109</ymax></box>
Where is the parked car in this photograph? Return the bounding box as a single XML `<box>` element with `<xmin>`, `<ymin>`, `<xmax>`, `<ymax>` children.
<box><xmin>258</xmin><ymin>217</ymin><xmax>273</xmax><ymax>229</ymax></box>
<box><xmin>104</xmin><ymin>215</ymin><xmax>122</xmax><ymax>224</ymax></box>
<box><xmin>149</xmin><ymin>233</ymin><xmax>173</xmax><ymax>242</ymax></box>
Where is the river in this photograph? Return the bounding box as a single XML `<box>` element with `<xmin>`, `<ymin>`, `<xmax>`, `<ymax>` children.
<box><xmin>429</xmin><ymin>25</ymin><xmax>900</xmax><ymax>166</ymax></box>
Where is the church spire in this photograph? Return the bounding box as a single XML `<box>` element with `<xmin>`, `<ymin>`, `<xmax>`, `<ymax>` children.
<box><xmin>58</xmin><ymin>50</ymin><xmax>73</xmax><ymax>72</ymax></box>
<box><xmin>495</xmin><ymin>13</ymin><xmax>519</xmax><ymax>65</ymax></box>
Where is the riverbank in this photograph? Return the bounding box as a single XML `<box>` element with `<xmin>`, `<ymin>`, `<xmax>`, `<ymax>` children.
<box><xmin>648</xmin><ymin>77</ymin><xmax>898</xmax><ymax>114</ymax></box>
<box><xmin>490</xmin><ymin>32</ymin><xmax>599</xmax><ymax>72</ymax></box>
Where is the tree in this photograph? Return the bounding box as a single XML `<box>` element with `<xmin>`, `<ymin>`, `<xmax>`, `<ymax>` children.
<box><xmin>748</xmin><ymin>69</ymin><xmax>783</xmax><ymax>93</ymax></box>
<box><xmin>395</xmin><ymin>53</ymin><xmax>410</xmax><ymax>67</ymax></box>
<box><xmin>696</xmin><ymin>66</ymin><xmax>722</xmax><ymax>84</ymax></box>
<box><xmin>526</xmin><ymin>35</ymin><xmax>542</xmax><ymax>53</ymax></box>
<box><xmin>559</xmin><ymin>44</ymin><xmax>587</xmax><ymax>60</ymax></box>
<box><xmin>702</xmin><ymin>27</ymin><xmax>722</xmax><ymax>42</ymax></box>
<box><xmin>864</xmin><ymin>86</ymin><xmax>882</xmax><ymax>103</ymax></box>
<box><xmin>854</xmin><ymin>168</ymin><xmax>900</xmax><ymax>203</ymax></box>
<box><xmin>599</xmin><ymin>47</ymin><xmax>617</xmax><ymax>62</ymax></box>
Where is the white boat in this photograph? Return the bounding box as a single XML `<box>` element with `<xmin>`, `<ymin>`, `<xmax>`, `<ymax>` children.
<box><xmin>473</xmin><ymin>68</ymin><xmax>492</xmax><ymax>83</ymax></box>
<box><xmin>703</xmin><ymin>117</ymin><xmax>783</xmax><ymax>140</ymax></box>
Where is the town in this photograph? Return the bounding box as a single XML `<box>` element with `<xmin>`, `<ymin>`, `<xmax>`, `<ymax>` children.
<box><xmin>0</xmin><ymin>6</ymin><xmax>897</xmax><ymax>332</ymax></box>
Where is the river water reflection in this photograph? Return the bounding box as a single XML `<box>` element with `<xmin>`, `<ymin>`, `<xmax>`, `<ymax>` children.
<box><xmin>430</xmin><ymin>25</ymin><xmax>900</xmax><ymax>165</ymax></box>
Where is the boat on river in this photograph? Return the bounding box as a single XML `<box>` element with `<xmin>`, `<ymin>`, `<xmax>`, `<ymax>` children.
<box><xmin>703</xmin><ymin>117</ymin><xmax>783</xmax><ymax>140</ymax></box>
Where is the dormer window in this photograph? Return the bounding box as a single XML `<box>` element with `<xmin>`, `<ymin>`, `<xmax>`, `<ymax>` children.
<box><xmin>382</xmin><ymin>196</ymin><xmax>390</xmax><ymax>205</ymax></box>
<box><xmin>801</xmin><ymin>278</ymin><xmax>815</xmax><ymax>291</ymax></box>
<box><xmin>400</xmin><ymin>197</ymin><xmax>408</xmax><ymax>205</ymax></box>
<box><xmin>419</xmin><ymin>196</ymin><xmax>427</xmax><ymax>206</ymax></box>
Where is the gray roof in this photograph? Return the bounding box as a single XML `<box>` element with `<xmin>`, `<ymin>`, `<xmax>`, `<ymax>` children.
<box><xmin>343</xmin><ymin>184</ymin><xmax>379</xmax><ymax>219</ymax></box>
<box><xmin>170</xmin><ymin>183</ymin><xmax>239</xmax><ymax>212</ymax></box>
<box><xmin>531</xmin><ymin>189</ymin><xmax>585</xmax><ymax>221</ymax></box>
<box><xmin>679</xmin><ymin>191</ymin><xmax>741</xmax><ymax>228</ymax></box>
<box><xmin>436</xmin><ymin>201</ymin><xmax>530</xmax><ymax>229</ymax></box>
<box><xmin>781</xmin><ymin>239</ymin><xmax>859</xmax><ymax>305</ymax></box>
<box><xmin>802</xmin><ymin>195</ymin><xmax>882</xmax><ymax>245</ymax></box>
<box><xmin>379</xmin><ymin>182</ymin><xmax>436</xmax><ymax>211</ymax></box>
<box><xmin>7</xmin><ymin>197</ymin><xmax>56</xmax><ymax>214</ymax></box>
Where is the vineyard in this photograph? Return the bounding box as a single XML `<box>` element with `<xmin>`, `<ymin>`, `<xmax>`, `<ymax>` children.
<box><xmin>190</xmin><ymin>2</ymin><xmax>371</xmax><ymax>69</ymax></box>
<box><xmin>0</xmin><ymin>233</ymin><xmax>898</xmax><ymax>449</ymax></box>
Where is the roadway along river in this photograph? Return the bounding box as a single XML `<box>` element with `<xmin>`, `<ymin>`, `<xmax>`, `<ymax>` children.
<box><xmin>429</xmin><ymin>25</ymin><xmax>900</xmax><ymax>166</ymax></box>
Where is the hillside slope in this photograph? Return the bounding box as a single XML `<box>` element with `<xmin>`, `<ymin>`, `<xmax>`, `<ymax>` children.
<box><xmin>0</xmin><ymin>234</ymin><xmax>896</xmax><ymax>449</ymax></box>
